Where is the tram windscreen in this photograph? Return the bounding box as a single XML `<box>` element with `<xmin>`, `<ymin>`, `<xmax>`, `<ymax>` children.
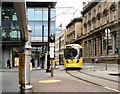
<box><xmin>64</xmin><ymin>46</ymin><xmax>79</xmax><ymax>59</ymax></box>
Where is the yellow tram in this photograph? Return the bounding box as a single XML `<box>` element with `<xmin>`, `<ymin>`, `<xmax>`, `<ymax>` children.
<box><xmin>64</xmin><ymin>44</ymin><xmax>83</xmax><ymax>69</ymax></box>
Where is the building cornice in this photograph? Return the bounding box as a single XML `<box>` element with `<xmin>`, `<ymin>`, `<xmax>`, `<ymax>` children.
<box><xmin>72</xmin><ymin>20</ymin><xmax>119</xmax><ymax>43</ymax></box>
<box><xmin>66</xmin><ymin>17</ymin><xmax>82</xmax><ymax>29</ymax></box>
<box><xmin>26</xmin><ymin>1</ymin><xmax>57</xmax><ymax>8</ymax></box>
<box><xmin>81</xmin><ymin>0</ymin><xmax>101</xmax><ymax>16</ymax></box>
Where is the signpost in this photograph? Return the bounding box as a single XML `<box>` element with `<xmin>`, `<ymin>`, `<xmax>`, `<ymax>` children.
<box><xmin>50</xmin><ymin>43</ymin><xmax>55</xmax><ymax>59</ymax></box>
<box><xmin>49</xmin><ymin>34</ymin><xmax>55</xmax><ymax>77</ymax></box>
<box><xmin>104</xmin><ymin>28</ymin><xmax>111</xmax><ymax>70</ymax></box>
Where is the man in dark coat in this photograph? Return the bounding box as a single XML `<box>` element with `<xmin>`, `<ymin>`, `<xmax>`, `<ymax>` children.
<box><xmin>7</xmin><ymin>59</ymin><xmax>11</xmax><ymax>69</ymax></box>
<box><xmin>31</xmin><ymin>58</ymin><xmax>35</xmax><ymax>68</ymax></box>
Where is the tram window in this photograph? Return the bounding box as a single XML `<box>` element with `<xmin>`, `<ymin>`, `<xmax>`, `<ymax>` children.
<box><xmin>64</xmin><ymin>47</ymin><xmax>77</xmax><ymax>59</ymax></box>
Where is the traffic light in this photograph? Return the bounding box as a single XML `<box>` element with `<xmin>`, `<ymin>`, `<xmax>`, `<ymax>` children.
<box><xmin>50</xmin><ymin>34</ymin><xmax>55</xmax><ymax>43</ymax></box>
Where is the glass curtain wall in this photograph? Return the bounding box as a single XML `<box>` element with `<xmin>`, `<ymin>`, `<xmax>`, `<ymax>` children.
<box><xmin>2</xmin><ymin>4</ymin><xmax>20</xmax><ymax>41</ymax></box>
<box><xmin>27</xmin><ymin>7</ymin><xmax>56</xmax><ymax>67</ymax></box>
<box><xmin>27</xmin><ymin>8</ymin><xmax>56</xmax><ymax>37</ymax></box>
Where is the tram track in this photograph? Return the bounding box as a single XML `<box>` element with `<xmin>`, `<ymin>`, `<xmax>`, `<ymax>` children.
<box><xmin>66</xmin><ymin>70</ymin><xmax>102</xmax><ymax>86</ymax></box>
<box><xmin>66</xmin><ymin>70</ymin><xmax>120</xmax><ymax>92</ymax></box>
<box><xmin>78</xmin><ymin>70</ymin><xmax>120</xmax><ymax>83</ymax></box>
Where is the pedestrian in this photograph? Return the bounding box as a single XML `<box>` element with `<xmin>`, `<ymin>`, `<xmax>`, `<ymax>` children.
<box><xmin>41</xmin><ymin>54</ymin><xmax>45</xmax><ymax>68</ymax></box>
<box><xmin>91</xmin><ymin>58</ymin><xmax>95</xmax><ymax>64</ymax></box>
<box><xmin>7</xmin><ymin>59</ymin><xmax>11</xmax><ymax>69</ymax></box>
<box><xmin>95</xmin><ymin>58</ymin><xmax>98</xmax><ymax>63</ymax></box>
<box><xmin>31</xmin><ymin>58</ymin><xmax>35</xmax><ymax>68</ymax></box>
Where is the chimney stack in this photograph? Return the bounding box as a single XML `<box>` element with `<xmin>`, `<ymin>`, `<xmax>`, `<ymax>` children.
<box><xmin>83</xmin><ymin>2</ymin><xmax>86</xmax><ymax>9</ymax></box>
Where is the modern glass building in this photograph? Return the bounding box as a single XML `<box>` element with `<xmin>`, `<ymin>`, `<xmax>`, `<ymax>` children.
<box><xmin>27</xmin><ymin>2</ymin><xmax>56</xmax><ymax>67</ymax></box>
<box><xmin>28</xmin><ymin>8</ymin><xmax>56</xmax><ymax>37</ymax></box>
<box><xmin>1</xmin><ymin>2</ymin><xmax>21</xmax><ymax>68</ymax></box>
<box><xmin>1</xmin><ymin>1</ymin><xmax>57</xmax><ymax>68</ymax></box>
<box><xmin>2</xmin><ymin>3</ymin><xmax>20</xmax><ymax>42</ymax></box>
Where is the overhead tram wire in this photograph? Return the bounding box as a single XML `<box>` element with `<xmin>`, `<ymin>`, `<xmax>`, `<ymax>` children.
<box><xmin>50</xmin><ymin>7</ymin><xmax>74</xmax><ymax>20</ymax></box>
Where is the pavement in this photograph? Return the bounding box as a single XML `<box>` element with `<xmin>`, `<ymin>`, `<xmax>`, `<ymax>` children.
<box><xmin>0</xmin><ymin>63</ymin><xmax>120</xmax><ymax>93</ymax></box>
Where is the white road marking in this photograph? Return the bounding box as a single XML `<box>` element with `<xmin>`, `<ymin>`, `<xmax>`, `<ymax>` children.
<box><xmin>104</xmin><ymin>86</ymin><xmax>120</xmax><ymax>92</ymax></box>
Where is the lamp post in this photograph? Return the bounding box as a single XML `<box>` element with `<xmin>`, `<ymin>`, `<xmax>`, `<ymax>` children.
<box><xmin>46</xmin><ymin>5</ymin><xmax>51</xmax><ymax>72</ymax></box>
<box><xmin>105</xmin><ymin>28</ymin><xmax>108</xmax><ymax>70</ymax></box>
<box><xmin>41</xmin><ymin>25</ymin><xmax>44</xmax><ymax>68</ymax></box>
<box><xmin>49</xmin><ymin>34</ymin><xmax>55</xmax><ymax>77</ymax></box>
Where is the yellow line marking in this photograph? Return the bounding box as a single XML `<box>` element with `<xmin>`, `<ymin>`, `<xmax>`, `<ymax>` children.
<box><xmin>38</xmin><ymin>80</ymin><xmax>61</xmax><ymax>83</ymax></box>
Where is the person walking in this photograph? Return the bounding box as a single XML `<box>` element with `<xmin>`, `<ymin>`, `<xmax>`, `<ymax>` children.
<box><xmin>7</xmin><ymin>59</ymin><xmax>11</xmax><ymax>69</ymax></box>
<box><xmin>41</xmin><ymin>54</ymin><xmax>45</xmax><ymax>68</ymax></box>
<box><xmin>95</xmin><ymin>58</ymin><xmax>98</xmax><ymax>63</ymax></box>
<box><xmin>31</xmin><ymin>58</ymin><xmax>35</xmax><ymax>68</ymax></box>
<box><xmin>91</xmin><ymin>58</ymin><xmax>95</xmax><ymax>64</ymax></box>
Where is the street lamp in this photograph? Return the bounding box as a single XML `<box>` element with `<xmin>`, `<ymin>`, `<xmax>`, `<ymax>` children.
<box><xmin>49</xmin><ymin>34</ymin><xmax>55</xmax><ymax>77</ymax></box>
<box><xmin>46</xmin><ymin>6</ymin><xmax>74</xmax><ymax>72</ymax></box>
<box><xmin>41</xmin><ymin>25</ymin><xmax>44</xmax><ymax>68</ymax></box>
<box><xmin>46</xmin><ymin>5</ymin><xmax>51</xmax><ymax>72</ymax></box>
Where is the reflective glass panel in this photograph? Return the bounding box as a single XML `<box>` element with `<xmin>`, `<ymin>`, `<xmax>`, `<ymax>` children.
<box><xmin>43</xmin><ymin>9</ymin><xmax>48</xmax><ymax>21</ymax></box>
<box><xmin>35</xmin><ymin>10</ymin><xmax>42</xmax><ymax>20</ymax></box>
<box><xmin>35</xmin><ymin>21</ymin><xmax>42</xmax><ymax>36</ymax></box>
<box><xmin>28</xmin><ymin>8</ymin><xmax>34</xmax><ymax>20</ymax></box>
<box><xmin>28</xmin><ymin>21</ymin><xmax>35</xmax><ymax>36</ymax></box>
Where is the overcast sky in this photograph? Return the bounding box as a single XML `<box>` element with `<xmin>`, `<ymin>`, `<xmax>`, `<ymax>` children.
<box><xmin>55</xmin><ymin>0</ymin><xmax>90</xmax><ymax>29</ymax></box>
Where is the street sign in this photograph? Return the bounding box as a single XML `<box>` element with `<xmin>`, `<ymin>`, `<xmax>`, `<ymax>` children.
<box><xmin>104</xmin><ymin>28</ymin><xmax>111</xmax><ymax>39</ymax></box>
<box><xmin>50</xmin><ymin>46</ymin><xmax>54</xmax><ymax>58</ymax></box>
<box><xmin>50</xmin><ymin>43</ymin><xmax>54</xmax><ymax>58</ymax></box>
<box><xmin>105</xmin><ymin>28</ymin><xmax>110</xmax><ymax>34</ymax></box>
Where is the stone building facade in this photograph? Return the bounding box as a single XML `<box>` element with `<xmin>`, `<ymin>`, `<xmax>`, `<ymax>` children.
<box><xmin>56</xmin><ymin>0</ymin><xmax>120</xmax><ymax>64</ymax></box>
<box><xmin>81</xmin><ymin>1</ymin><xmax>120</xmax><ymax>63</ymax></box>
<box><xmin>65</xmin><ymin>17</ymin><xmax>83</xmax><ymax>44</ymax></box>
<box><xmin>55</xmin><ymin>30</ymin><xmax>65</xmax><ymax>65</ymax></box>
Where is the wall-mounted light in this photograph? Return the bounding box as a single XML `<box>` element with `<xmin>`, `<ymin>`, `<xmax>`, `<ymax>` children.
<box><xmin>2</xmin><ymin>12</ymin><xmax>5</xmax><ymax>15</ymax></box>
